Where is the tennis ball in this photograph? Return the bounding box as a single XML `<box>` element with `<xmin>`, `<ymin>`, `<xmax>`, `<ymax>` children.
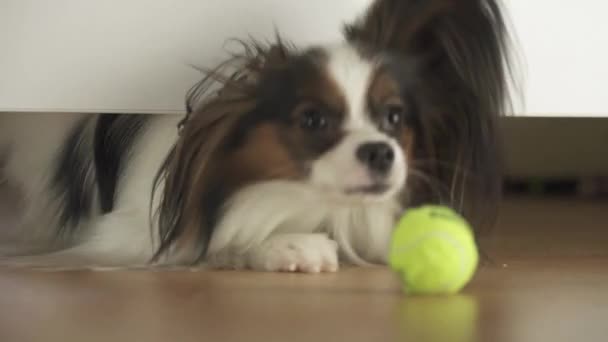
<box><xmin>389</xmin><ymin>205</ymin><xmax>479</xmax><ymax>295</ymax></box>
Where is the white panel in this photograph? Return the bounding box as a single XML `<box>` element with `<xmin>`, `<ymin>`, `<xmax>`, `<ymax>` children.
<box><xmin>0</xmin><ymin>0</ymin><xmax>607</xmax><ymax>116</ymax></box>
<box><xmin>508</xmin><ymin>0</ymin><xmax>608</xmax><ymax>117</ymax></box>
<box><xmin>0</xmin><ymin>0</ymin><xmax>371</xmax><ymax>114</ymax></box>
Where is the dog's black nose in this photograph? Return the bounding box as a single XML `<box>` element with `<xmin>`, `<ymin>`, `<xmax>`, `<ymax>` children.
<box><xmin>356</xmin><ymin>142</ymin><xmax>394</xmax><ymax>174</ymax></box>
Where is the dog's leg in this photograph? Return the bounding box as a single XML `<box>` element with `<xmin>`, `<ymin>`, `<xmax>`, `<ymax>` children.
<box><xmin>247</xmin><ymin>233</ymin><xmax>339</xmax><ymax>273</ymax></box>
<box><xmin>210</xmin><ymin>233</ymin><xmax>339</xmax><ymax>273</ymax></box>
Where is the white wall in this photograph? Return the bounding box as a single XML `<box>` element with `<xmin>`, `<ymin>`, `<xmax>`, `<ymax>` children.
<box><xmin>508</xmin><ymin>0</ymin><xmax>608</xmax><ymax>117</ymax></box>
<box><xmin>0</xmin><ymin>0</ymin><xmax>606</xmax><ymax>116</ymax></box>
<box><xmin>0</xmin><ymin>0</ymin><xmax>370</xmax><ymax>114</ymax></box>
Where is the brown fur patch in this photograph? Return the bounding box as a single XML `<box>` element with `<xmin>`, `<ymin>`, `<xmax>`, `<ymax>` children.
<box><xmin>367</xmin><ymin>67</ymin><xmax>415</xmax><ymax>164</ymax></box>
<box><xmin>221</xmin><ymin>123</ymin><xmax>304</xmax><ymax>187</ymax></box>
<box><xmin>294</xmin><ymin>62</ymin><xmax>347</xmax><ymax>116</ymax></box>
<box><xmin>368</xmin><ymin>68</ymin><xmax>402</xmax><ymax>106</ymax></box>
<box><xmin>398</xmin><ymin>127</ymin><xmax>415</xmax><ymax>165</ymax></box>
<box><xmin>283</xmin><ymin>53</ymin><xmax>348</xmax><ymax>159</ymax></box>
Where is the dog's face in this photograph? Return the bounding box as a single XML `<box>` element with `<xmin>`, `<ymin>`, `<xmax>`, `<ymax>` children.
<box><xmin>306</xmin><ymin>46</ymin><xmax>413</xmax><ymax>202</ymax></box>
<box><xmin>155</xmin><ymin>0</ymin><xmax>510</xmax><ymax>262</ymax></box>
<box><xmin>217</xmin><ymin>45</ymin><xmax>414</xmax><ymax>204</ymax></box>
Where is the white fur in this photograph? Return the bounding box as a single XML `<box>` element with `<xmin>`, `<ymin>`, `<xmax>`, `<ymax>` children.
<box><xmin>311</xmin><ymin>130</ymin><xmax>406</xmax><ymax>201</ymax></box>
<box><xmin>0</xmin><ymin>45</ymin><xmax>407</xmax><ymax>272</ymax></box>
<box><xmin>325</xmin><ymin>44</ymin><xmax>376</xmax><ymax>131</ymax></box>
<box><xmin>246</xmin><ymin>233</ymin><xmax>339</xmax><ymax>273</ymax></box>
<box><xmin>310</xmin><ymin>45</ymin><xmax>407</xmax><ymax>200</ymax></box>
<box><xmin>206</xmin><ymin>180</ymin><xmax>400</xmax><ymax>269</ymax></box>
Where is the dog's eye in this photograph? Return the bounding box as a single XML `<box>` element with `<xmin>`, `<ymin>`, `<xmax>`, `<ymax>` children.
<box><xmin>300</xmin><ymin>109</ymin><xmax>328</xmax><ymax>131</ymax></box>
<box><xmin>383</xmin><ymin>105</ymin><xmax>405</xmax><ymax>129</ymax></box>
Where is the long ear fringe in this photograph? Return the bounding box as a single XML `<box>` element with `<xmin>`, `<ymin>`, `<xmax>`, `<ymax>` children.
<box><xmin>150</xmin><ymin>38</ymin><xmax>294</xmax><ymax>263</ymax></box>
<box><xmin>346</xmin><ymin>0</ymin><xmax>513</xmax><ymax>115</ymax></box>
<box><xmin>434</xmin><ymin>0</ymin><xmax>513</xmax><ymax>232</ymax></box>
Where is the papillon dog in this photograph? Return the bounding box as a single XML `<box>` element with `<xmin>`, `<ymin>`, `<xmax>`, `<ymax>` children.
<box><xmin>0</xmin><ymin>0</ymin><xmax>511</xmax><ymax>271</ymax></box>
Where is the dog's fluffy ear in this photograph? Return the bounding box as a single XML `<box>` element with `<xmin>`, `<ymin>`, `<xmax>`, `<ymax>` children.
<box><xmin>152</xmin><ymin>39</ymin><xmax>296</xmax><ymax>263</ymax></box>
<box><xmin>347</xmin><ymin>0</ymin><xmax>513</xmax><ymax>231</ymax></box>
<box><xmin>345</xmin><ymin>0</ymin><xmax>450</xmax><ymax>54</ymax></box>
<box><xmin>345</xmin><ymin>0</ymin><xmax>511</xmax><ymax>114</ymax></box>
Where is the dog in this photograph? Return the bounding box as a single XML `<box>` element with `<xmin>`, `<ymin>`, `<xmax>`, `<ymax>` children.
<box><xmin>0</xmin><ymin>0</ymin><xmax>512</xmax><ymax>271</ymax></box>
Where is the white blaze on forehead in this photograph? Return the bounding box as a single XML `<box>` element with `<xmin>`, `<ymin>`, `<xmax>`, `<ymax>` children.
<box><xmin>324</xmin><ymin>44</ymin><xmax>376</xmax><ymax>131</ymax></box>
<box><xmin>309</xmin><ymin>45</ymin><xmax>407</xmax><ymax>201</ymax></box>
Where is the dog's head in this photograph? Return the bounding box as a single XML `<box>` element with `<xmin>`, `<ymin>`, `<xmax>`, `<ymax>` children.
<box><xmin>154</xmin><ymin>0</ymin><xmax>512</xmax><ymax>263</ymax></box>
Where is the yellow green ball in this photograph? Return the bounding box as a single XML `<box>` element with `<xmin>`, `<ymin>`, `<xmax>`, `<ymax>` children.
<box><xmin>389</xmin><ymin>205</ymin><xmax>479</xmax><ymax>295</ymax></box>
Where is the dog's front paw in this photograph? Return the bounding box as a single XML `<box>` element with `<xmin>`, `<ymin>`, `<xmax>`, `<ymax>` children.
<box><xmin>247</xmin><ymin>233</ymin><xmax>339</xmax><ymax>273</ymax></box>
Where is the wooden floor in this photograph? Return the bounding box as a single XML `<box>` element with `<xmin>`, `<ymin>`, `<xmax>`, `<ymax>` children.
<box><xmin>0</xmin><ymin>197</ymin><xmax>607</xmax><ymax>342</ymax></box>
